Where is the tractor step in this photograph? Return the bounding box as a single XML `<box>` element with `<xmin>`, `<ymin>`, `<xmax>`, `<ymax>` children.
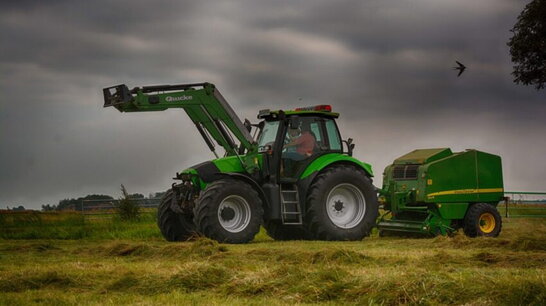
<box><xmin>280</xmin><ymin>184</ymin><xmax>302</xmax><ymax>225</ymax></box>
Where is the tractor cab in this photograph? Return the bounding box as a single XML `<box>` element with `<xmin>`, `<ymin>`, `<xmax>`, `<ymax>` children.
<box><xmin>256</xmin><ymin>105</ymin><xmax>345</xmax><ymax>178</ymax></box>
<box><xmin>251</xmin><ymin>105</ymin><xmax>363</xmax><ymax>228</ymax></box>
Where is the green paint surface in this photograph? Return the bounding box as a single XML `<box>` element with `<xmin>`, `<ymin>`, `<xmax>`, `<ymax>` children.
<box><xmin>300</xmin><ymin>153</ymin><xmax>374</xmax><ymax>179</ymax></box>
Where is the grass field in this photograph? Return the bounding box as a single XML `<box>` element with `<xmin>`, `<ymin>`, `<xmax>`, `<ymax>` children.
<box><xmin>0</xmin><ymin>213</ymin><xmax>545</xmax><ymax>305</ymax></box>
<box><xmin>0</xmin><ymin>210</ymin><xmax>160</xmax><ymax>240</ymax></box>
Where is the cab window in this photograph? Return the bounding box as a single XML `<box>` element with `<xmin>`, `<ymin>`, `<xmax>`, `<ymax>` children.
<box><xmin>257</xmin><ymin>121</ymin><xmax>279</xmax><ymax>148</ymax></box>
<box><xmin>325</xmin><ymin>119</ymin><xmax>341</xmax><ymax>151</ymax></box>
<box><xmin>310</xmin><ymin>122</ymin><xmax>322</xmax><ymax>141</ymax></box>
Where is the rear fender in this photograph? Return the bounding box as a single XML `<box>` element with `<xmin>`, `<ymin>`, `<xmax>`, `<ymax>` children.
<box><xmin>296</xmin><ymin>154</ymin><xmax>374</xmax><ymax>206</ymax></box>
<box><xmin>300</xmin><ymin>153</ymin><xmax>374</xmax><ymax>180</ymax></box>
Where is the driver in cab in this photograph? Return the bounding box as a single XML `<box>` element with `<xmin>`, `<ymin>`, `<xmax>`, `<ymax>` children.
<box><xmin>283</xmin><ymin>126</ymin><xmax>316</xmax><ymax>161</ymax></box>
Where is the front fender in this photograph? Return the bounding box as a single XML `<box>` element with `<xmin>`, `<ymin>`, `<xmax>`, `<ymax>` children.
<box><xmin>300</xmin><ymin>153</ymin><xmax>374</xmax><ymax>180</ymax></box>
<box><xmin>215</xmin><ymin>172</ymin><xmax>270</xmax><ymax>209</ymax></box>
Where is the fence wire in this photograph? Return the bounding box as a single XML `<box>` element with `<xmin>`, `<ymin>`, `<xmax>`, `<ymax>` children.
<box><xmin>80</xmin><ymin>198</ymin><xmax>161</xmax><ymax>215</ymax></box>
<box><xmin>502</xmin><ymin>192</ymin><xmax>546</xmax><ymax>218</ymax></box>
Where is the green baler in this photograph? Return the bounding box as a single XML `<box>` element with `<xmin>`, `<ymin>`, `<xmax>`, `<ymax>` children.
<box><xmin>377</xmin><ymin>148</ymin><xmax>504</xmax><ymax>237</ymax></box>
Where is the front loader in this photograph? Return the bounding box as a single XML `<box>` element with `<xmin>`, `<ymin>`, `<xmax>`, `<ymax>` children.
<box><xmin>103</xmin><ymin>82</ymin><xmax>379</xmax><ymax>243</ymax></box>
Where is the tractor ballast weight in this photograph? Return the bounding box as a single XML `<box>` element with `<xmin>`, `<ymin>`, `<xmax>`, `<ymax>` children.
<box><xmin>103</xmin><ymin>82</ymin><xmax>379</xmax><ymax>243</ymax></box>
<box><xmin>377</xmin><ymin>148</ymin><xmax>504</xmax><ymax>237</ymax></box>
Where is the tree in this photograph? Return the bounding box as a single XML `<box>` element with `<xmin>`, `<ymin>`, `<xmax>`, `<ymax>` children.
<box><xmin>507</xmin><ymin>0</ymin><xmax>546</xmax><ymax>90</ymax></box>
<box><xmin>150</xmin><ymin>191</ymin><xmax>166</xmax><ymax>199</ymax></box>
<box><xmin>116</xmin><ymin>185</ymin><xmax>140</xmax><ymax>221</ymax></box>
<box><xmin>41</xmin><ymin>204</ymin><xmax>57</xmax><ymax>211</ymax></box>
<box><xmin>57</xmin><ymin>194</ymin><xmax>114</xmax><ymax>211</ymax></box>
<box><xmin>128</xmin><ymin>193</ymin><xmax>145</xmax><ymax>199</ymax></box>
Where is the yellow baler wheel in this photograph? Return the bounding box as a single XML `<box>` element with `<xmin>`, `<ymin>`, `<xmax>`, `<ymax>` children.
<box><xmin>479</xmin><ymin>212</ymin><xmax>496</xmax><ymax>233</ymax></box>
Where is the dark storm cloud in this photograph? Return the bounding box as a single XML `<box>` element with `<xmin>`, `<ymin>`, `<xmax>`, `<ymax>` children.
<box><xmin>1</xmin><ymin>0</ymin><xmax>545</xmax><ymax>208</ymax></box>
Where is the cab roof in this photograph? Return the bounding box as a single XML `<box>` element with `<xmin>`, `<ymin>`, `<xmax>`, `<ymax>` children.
<box><xmin>258</xmin><ymin>105</ymin><xmax>339</xmax><ymax>119</ymax></box>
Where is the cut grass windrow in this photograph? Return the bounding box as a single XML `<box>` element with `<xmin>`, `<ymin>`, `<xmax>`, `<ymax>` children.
<box><xmin>0</xmin><ymin>218</ymin><xmax>544</xmax><ymax>305</ymax></box>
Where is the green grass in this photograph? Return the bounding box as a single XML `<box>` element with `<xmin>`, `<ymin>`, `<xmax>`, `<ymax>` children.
<box><xmin>0</xmin><ymin>211</ymin><xmax>161</xmax><ymax>240</ymax></box>
<box><xmin>497</xmin><ymin>203</ymin><xmax>546</xmax><ymax>218</ymax></box>
<box><xmin>0</xmin><ymin>217</ymin><xmax>545</xmax><ymax>305</ymax></box>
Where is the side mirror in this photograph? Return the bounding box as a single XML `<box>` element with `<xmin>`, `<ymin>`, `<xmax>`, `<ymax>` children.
<box><xmin>243</xmin><ymin>119</ymin><xmax>252</xmax><ymax>132</ymax></box>
<box><xmin>343</xmin><ymin>138</ymin><xmax>355</xmax><ymax>156</ymax></box>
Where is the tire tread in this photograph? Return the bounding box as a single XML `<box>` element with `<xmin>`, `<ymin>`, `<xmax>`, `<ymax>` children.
<box><xmin>157</xmin><ymin>189</ymin><xmax>196</xmax><ymax>241</ymax></box>
<box><xmin>193</xmin><ymin>179</ymin><xmax>263</xmax><ymax>244</ymax></box>
<box><xmin>304</xmin><ymin>164</ymin><xmax>378</xmax><ymax>241</ymax></box>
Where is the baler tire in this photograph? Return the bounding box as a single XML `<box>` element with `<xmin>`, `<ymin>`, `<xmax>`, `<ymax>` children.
<box><xmin>193</xmin><ymin>179</ymin><xmax>263</xmax><ymax>244</ymax></box>
<box><xmin>304</xmin><ymin>164</ymin><xmax>379</xmax><ymax>241</ymax></box>
<box><xmin>263</xmin><ymin>220</ymin><xmax>313</xmax><ymax>241</ymax></box>
<box><xmin>157</xmin><ymin>189</ymin><xmax>197</xmax><ymax>242</ymax></box>
<box><xmin>463</xmin><ymin>203</ymin><xmax>502</xmax><ymax>237</ymax></box>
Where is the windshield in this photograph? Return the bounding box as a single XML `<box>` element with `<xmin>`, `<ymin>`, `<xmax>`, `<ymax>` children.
<box><xmin>257</xmin><ymin>121</ymin><xmax>279</xmax><ymax>147</ymax></box>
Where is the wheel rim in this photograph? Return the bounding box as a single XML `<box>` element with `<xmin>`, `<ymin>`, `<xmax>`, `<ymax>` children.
<box><xmin>218</xmin><ymin>195</ymin><xmax>251</xmax><ymax>233</ymax></box>
<box><xmin>479</xmin><ymin>212</ymin><xmax>496</xmax><ymax>233</ymax></box>
<box><xmin>326</xmin><ymin>183</ymin><xmax>366</xmax><ymax>229</ymax></box>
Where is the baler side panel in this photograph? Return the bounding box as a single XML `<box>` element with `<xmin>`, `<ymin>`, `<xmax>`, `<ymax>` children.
<box><xmin>424</xmin><ymin>151</ymin><xmax>479</xmax><ymax>203</ymax></box>
<box><xmin>437</xmin><ymin>203</ymin><xmax>469</xmax><ymax>219</ymax></box>
<box><xmin>476</xmin><ymin>151</ymin><xmax>504</xmax><ymax>203</ymax></box>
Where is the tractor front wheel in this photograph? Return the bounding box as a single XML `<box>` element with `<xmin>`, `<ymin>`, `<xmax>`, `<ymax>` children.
<box><xmin>304</xmin><ymin>165</ymin><xmax>379</xmax><ymax>240</ymax></box>
<box><xmin>193</xmin><ymin>179</ymin><xmax>263</xmax><ymax>244</ymax></box>
<box><xmin>463</xmin><ymin>203</ymin><xmax>502</xmax><ymax>237</ymax></box>
<box><xmin>157</xmin><ymin>189</ymin><xmax>197</xmax><ymax>241</ymax></box>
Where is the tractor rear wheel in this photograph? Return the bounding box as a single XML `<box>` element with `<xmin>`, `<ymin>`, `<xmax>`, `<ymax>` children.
<box><xmin>264</xmin><ymin>220</ymin><xmax>313</xmax><ymax>240</ymax></box>
<box><xmin>193</xmin><ymin>179</ymin><xmax>263</xmax><ymax>244</ymax></box>
<box><xmin>463</xmin><ymin>203</ymin><xmax>502</xmax><ymax>237</ymax></box>
<box><xmin>157</xmin><ymin>189</ymin><xmax>197</xmax><ymax>241</ymax></box>
<box><xmin>304</xmin><ymin>165</ymin><xmax>378</xmax><ymax>240</ymax></box>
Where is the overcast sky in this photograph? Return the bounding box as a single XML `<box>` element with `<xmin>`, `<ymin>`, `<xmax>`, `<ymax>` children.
<box><xmin>1</xmin><ymin>0</ymin><xmax>545</xmax><ymax>209</ymax></box>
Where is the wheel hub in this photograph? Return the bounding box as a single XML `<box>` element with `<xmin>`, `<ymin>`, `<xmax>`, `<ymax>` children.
<box><xmin>334</xmin><ymin>200</ymin><xmax>344</xmax><ymax>212</ymax></box>
<box><xmin>217</xmin><ymin>195</ymin><xmax>251</xmax><ymax>233</ymax></box>
<box><xmin>479</xmin><ymin>212</ymin><xmax>495</xmax><ymax>233</ymax></box>
<box><xmin>220</xmin><ymin>207</ymin><xmax>235</xmax><ymax>221</ymax></box>
<box><xmin>326</xmin><ymin>183</ymin><xmax>366</xmax><ymax>229</ymax></box>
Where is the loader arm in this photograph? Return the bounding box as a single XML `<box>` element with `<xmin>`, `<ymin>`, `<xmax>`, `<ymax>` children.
<box><xmin>103</xmin><ymin>82</ymin><xmax>258</xmax><ymax>172</ymax></box>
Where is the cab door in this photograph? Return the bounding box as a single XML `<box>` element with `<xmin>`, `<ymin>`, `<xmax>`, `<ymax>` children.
<box><xmin>281</xmin><ymin>116</ymin><xmax>342</xmax><ymax>178</ymax></box>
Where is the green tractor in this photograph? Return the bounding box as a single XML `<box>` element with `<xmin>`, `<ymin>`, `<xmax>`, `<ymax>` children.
<box><xmin>103</xmin><ymin>82</ymin><xmax>379</xmax><ymax>243</ymax></box>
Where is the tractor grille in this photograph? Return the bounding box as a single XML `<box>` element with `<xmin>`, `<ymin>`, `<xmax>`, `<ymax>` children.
<box><xmin>392</xmin><ymin>164</ymin><xmax>419</xmax><ymax>180</ymax></box>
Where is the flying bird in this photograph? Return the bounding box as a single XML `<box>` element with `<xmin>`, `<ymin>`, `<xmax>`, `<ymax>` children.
<box><xmin>453</xmin><ymin>61</ymin><xmax>466</xmax><ymax>77</ymax></box>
